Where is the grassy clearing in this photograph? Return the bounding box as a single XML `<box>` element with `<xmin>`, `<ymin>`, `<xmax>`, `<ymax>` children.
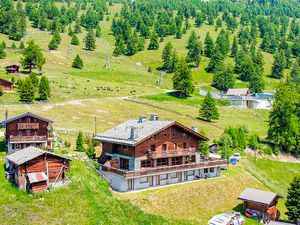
<box><xmin>0</xmin><ymin>153</ymin><xmax>183</xmax><ymax>225</ymax></box>
<box><xmin>116</xmin><ymin>165</ymin><xmax>264</xmax><ymax>224</ymax></box>
<box><xmin>243</xmin><ymin>158</ymin><xmax>300</xmax><ymax>196</ymax></box>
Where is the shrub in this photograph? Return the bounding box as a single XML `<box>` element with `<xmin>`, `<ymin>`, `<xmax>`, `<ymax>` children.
<box><xmin>0</xmin><ymin>86</ymin><xmax>3</xmax><ymax>96</ymax></box>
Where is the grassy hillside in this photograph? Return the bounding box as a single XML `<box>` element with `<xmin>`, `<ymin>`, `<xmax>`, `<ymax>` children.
<box><xmin>0</xmin><ymin>153</ymin><xmax>183</xmax><ymax>225</ymax></box>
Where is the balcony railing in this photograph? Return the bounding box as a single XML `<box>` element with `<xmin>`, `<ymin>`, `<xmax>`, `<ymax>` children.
<box><xmin>9</xmin><ymin>135</ymin><xmax>47</xmax><ymax>143</ymax></box>
<box><xmin>101</xmin><ymin>159</ymin><xmax>228</xmax><ymax>179</ymax></box>
<box><xmin>18</xmin><ymin>123</ymin><xmax>39</xmax><ymax>129</ymax></box>
<box><xmin>147</xmin><ymin>148</ymin><xmax>196</xmax><ymax>158</ymax></box>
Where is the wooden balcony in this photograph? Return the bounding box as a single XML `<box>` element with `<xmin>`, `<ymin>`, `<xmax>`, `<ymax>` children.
<box><xmin>18</xmin><ymin>123</ymin><xmax>39</xmax><ymax>129</ymax></box>
<box><xmin>147</xmin><ymin>148</ymin><xmax>196</xmax><ymax>159</ymax></box>
<box><xmin>9</xmin><ymin>135</ymin><xmax>47</xmax><ymax>143</ymax></box>
<box><xmin>101</xmin><ymin>159</ymin><xmax>228</xmax><ymax>179</ymax></box>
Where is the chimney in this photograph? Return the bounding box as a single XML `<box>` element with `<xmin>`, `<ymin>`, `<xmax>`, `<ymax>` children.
<box><xmin>138</xmin><ymin>116</ymin><xmax>147</xmax><ymax>123</ymax></box>
<box><xmin>191</xmin><ymin>125</ymin><xmax>198</xmax><ymax>133</ymax></box>
<box><xmin>150</xmin><ymin>114</ymin><xmax>159</xmax><ymax>121</ymax></box>
<box><xmin>130</xmin><ymin>126</ymin><xmax>136</xmax><ymax>140</ymax></box>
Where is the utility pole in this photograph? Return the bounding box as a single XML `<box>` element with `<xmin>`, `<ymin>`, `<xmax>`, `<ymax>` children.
<box><xmin>105</xmin><ymin>55</ymin><xmax>110</xmax><ymax>69</ymax></box>
<box><xmin>67</xmin><ymin>45</ymin><xmax>72</xmax><ymax>57</ymax></box>
<box><xmin>94</xmin><ymin>116</ymin><xmax>97</xmax><ymax>135</ymax></box>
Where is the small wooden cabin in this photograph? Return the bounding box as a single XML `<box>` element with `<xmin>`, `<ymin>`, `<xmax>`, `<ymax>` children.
<box><xmin>5</xmin><ymin>65</ymin><xmax>20</xmax><ymax>74</ymax></box>
<box><xmin>6</xmin><ymin>146</ymin><xmax>71</xmax><ymax>194</ymax></box>
<box><xmin>0</xmin><ymin>78</ymin><xmax>13</xmax><ymax>91</ymax></box>
<box><xmin>238</xmin><ymin>188</ymin><xmax>283</xmax><ymax>222</ymax></box>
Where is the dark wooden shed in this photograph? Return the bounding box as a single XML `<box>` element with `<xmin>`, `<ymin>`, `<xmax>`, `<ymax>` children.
<box><xmin>0</xmin><ymin>78</ymin><xmax>13</xmax><ymax>91</ymax></box>
<box><xmin>6</xmin><ymin>146</ymin><xmax>71</xmax><ymax>194</ymax></box>
<box><xmin>5</xmin><ymin>65</ymin><xmax>20</xmax><ymax>74</ymax></box>
<box><xmin>238</xmin><ymin>188</ymin><xmax>283</xmax><ymax>223</ymax></box>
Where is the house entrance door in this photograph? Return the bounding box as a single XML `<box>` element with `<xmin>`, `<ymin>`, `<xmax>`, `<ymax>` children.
<box><xmin>147</xmin><ymin>176</ymin><xmax>153</xmax><ymax>186</ymax></box>
<box><xmin>156</xmin><ymin>175</ymin><xmax>160</xmax><ymax>185</ymax></box>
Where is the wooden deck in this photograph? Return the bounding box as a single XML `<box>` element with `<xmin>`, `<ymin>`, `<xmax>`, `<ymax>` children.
<box><xmin>101</xmin><ymin>159</ymin><xmax>228</xmax><ymax>179</ymax></box>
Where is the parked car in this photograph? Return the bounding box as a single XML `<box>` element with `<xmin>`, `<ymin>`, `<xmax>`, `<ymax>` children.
<box><xmin>232</xmin><ymin>153</ymin><xmax>241</xmax><ymax>161</ymax></box>
<box><xmin>208</xmin><ymin>212</ymin><xmax>245</xmax><ymax>225</ymax></box>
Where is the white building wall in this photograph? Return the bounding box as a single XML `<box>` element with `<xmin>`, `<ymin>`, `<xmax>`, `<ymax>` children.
<box><xmin>101</xmin><ymin>166</ymin><xmax>223</xmax><ymax>192</ymax></box>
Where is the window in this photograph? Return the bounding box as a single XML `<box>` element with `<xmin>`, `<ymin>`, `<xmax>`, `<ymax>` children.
<box><xmin>141</xmin><ymin>160</ymin><xmax>151</xmax><ymax>168</ymax></box>
<box><xmin>140</xmin><ymin>177</ymin><xmax>148</xmax><ymax>184</ymax></box>
<box><xmin>170</xmin><ymin>173</ymin><xmax>177</xmax><ymax>179</ymax></box>
<box><xmin>171</xmin><ymin>157</ymin><xmax>180</xmax><ymax>165</ymax></box>
<box><xmin>150</xmin><ymin>145</ymin><xmax>155</xmax><ymax>151</ymax></box>
<box><xmin>188</xmin><ymin>170</ymin><xmax>195</xmax><ymax>176</ymax></box>
<box><xmin>162</xmin><ymin>144</ymin><xmax>167</xmax><ymax>151</ymax></box>
<box><xmin>210</xmin><ymin>168</ymin><xmax>214</xmax><ymax>173</ymax></box>
<box><xmin>160</xmin><ymin>174</ymin><xmax>168</xmax><ymax>180</ymax></box>
<box><xmin>15</xmin><ymin>144</ymin><xmax>21</xmax><ymax>149</ymax></box>
<box><xmin>183</xmin><ymin>142</ymin><xmax>187</xmax><ymax>149</ymax></box>
<box><xmin>174</xmin><ymin>143</ymin><xmax>177</xmax><ymax>149</ymax></box>
<box><xmin>204</xmin><ymin>168</ymin><xmax>208</xmax><ymax>174</ymax></box>
<box><xmin>157</xmin><ymin>158</ymin><xmax>168</xmax><ymax>166</ymax></box>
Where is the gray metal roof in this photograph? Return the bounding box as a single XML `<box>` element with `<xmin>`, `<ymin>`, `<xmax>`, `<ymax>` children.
<box><xmin>1</xmin><ymin>112</ymin><xmax>53</xmax><ymax>125</ymax></box>
<box><xmin>94</xmin><ymin>119</ymin><xmax>209</xmax><ymax>146</ymax></box>
<box><xmin>6</xmin><ymin>146</ymin><xmax>70</xmax><ymax>166</ymax></box>
<box><xmin>226</xmin><ymin>88</ymin><xmax>249</xmax><ymax>96</ymax></box>
<box><xmin>94</xmin><ymin>119</ymin><xmax>174</xmax><ymax>146</ymax></box>
<box><xmin>238</xmin><ymin>188</ymin><xmax>281</xmax><ymax>205</ymax></box>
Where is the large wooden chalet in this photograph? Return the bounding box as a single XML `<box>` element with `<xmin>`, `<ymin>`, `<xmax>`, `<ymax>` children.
<box><xmin>6</xmin><ymin>146</ymin><xmax>70</xmax><ymax>194</ymax></box>
<box><xmin>1</xmin><ymin>112</ymin><xmax>53</xmax><ymax>155</ymax></box>
<box><xmin>94</xmin><ymin>115</ymin><xmax>228</xmax><ymax>192</ymax></box>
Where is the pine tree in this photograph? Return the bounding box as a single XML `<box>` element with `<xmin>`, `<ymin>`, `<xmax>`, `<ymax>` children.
<box><xmin>19</xmin><ymin>77</ymin><xmax>35</xmax><ymax>102</ymax></box>
<box><xmin>186</xmin><ymin>40</ymin><xmax>202</xmax><ymax>67</ymax></box>
<box><xmin>199</xmin><ymin>92</ymin><xmax>219</xmax><ymax>121</ymax></box>
<box><xmin>212</xmin><ymin>67</ymin><xmax>235</xmax><ymax>92</ymax></box>
<box><xmin>11</xmin><ymin>42</ymin><xmax>16</xmax><ymax>49</ymax></box>
<box><xmin>0</xmin><ymin>43</ymin><xmax>6</xmax><ymax>59</ymax></box>
<box><xmin>86</xmin><ymin>142</ymin><xmax>95</xmax><ymax>159</ymax></box>
<box><xmin>231</xmin><ymin>36</ymin><xmax>238</xmax><ymax>58</ymax></box>
<box><xmin>84</xmin><ymin>29</ymin><xmax>96</xmax><ymax>51</ymax></box>
<box><xmin>170</xmin><ymin>50</ymin><xmax>179</xmax><ymax>73</ymax></box>
<box><xmin>68</xmin><ymin>24</ymin><xmax>74</xmax><ymax>36</ymax></box>
<box><xmin>249</xmin><ymin>73</ymin><xmax>264</xmax><ymax>93</ymax></box>
<box><xmin>162</xmin><ymin>42</ymin><xmax>173</xmax><ymax>71</ymax></box>
<box><xmin>74</xmin><ymin>19</ymin><xmax>82</xmax><ymax>34</ymax></box>
<box><xmin>291</xmin><ymin>61</ymin><xmax>300</xmax><ymax>84</ymax></box>
<box><xmin>76</xmin><ymin>131</ymin><xmax>85</xmax><ymax>152</ymax></box>
<box><xmin>187</xmin><ymin>30</ymin><xmax>197</xmax><ymax>50</ymax></box>
<box><xmin>216</xmin><ymin>29</ymin><xmax>230</xmax><ymax>56</ymax></box>
<box><xmin>206</xmin><ymin>46</ymin><xmax>224</xmax><ymax>73</ymax></box>
<box><xmin>113</xmin><ymin>36</ymin><xmax>126</xmax><ymax>56</ymax></box>
<box><xmin>199</xmin><ymin>141</ymin><xmax>209</xmax><ymax>157</ymax></box>
<box><xmin>38</xmin><ymin>76</ymin><xmax>50</xmax><ymax>100</ymax></box>
<box><xmin>48</xmin><ymin>37</ymin><xmax>59</xmax><ymax>50</ymax></box>
<box><xmin>2</xmin><ymin>41</ymin><xmax>6</xmax><ymax>49</ymax></box>
<box><xmin>53</xmin><ymin>30</ymin><xmax>61</xmax><ymax>44</ymax></box>
<box><xmin>9</xmin><ymin>19</ymin><xmax>23</xmax><ymax>41</ymax></box>
<box><xmin>96</xmin><ymin>25</ymin><xmax>101</xmax><ymax>38</ymax></box>
<box><xmin>268</xmin><ymin>80</ymin><xmax>300</xmax><ymax>153</ymax></box>
<box><xmin>173</xmin><ymin>58</ymin><xmax>194</xmax><ymax>97</ymax></box>
<box><xmin>219</xmin><ymin>133</ymin><xmax>233</xmax><ymax>160</ymax></box>
<box><xmin>204</xmin><ymin>32</ymin><xmax>215</xmax><ymax>58</ymax></box>
<box><xmin>71</xmin><ymin>34</ymin><xmax>80</xmax><ymax>45</ymax></box>
<box><xmin>285</xmin><ymin>176</ymin><xmax>300</xmax><ymax>223</ymax></box>
<box><xmin>148</xmin><ymin>32</ymin><xmax>159</xmax><ymax>50</ymax></box>
<box><xmin>72</xmin><ymin>55</ymin><xmax>83</xmax><ymax>69</ymax></box>
<box><xmin>19</xmin><ymin>41</ymin><xmax>25</xmax><ymax>49</ymax></box>
<box><xmin>21</xmin><ymin>40</ymin><xmax>45</xmax><ymax>73</ymax></box>
<box><xmin>29</xmin><ymin>72</ymin><xmax>39</xmax><ymax>88</ymax></box>
<box><xmin>175</xmin><ymin>26</ymin><xmax>182</xmax><ymax>39</ymax></box>
<box><xmin>126</xmin><ymin>31</ymin><xmax>139</xmax><ymax>55</ymax></box>
<box><xmin>271</xmin><ymin>50</ymin><xmax>286</xmax><ymax>79</ymax></box>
